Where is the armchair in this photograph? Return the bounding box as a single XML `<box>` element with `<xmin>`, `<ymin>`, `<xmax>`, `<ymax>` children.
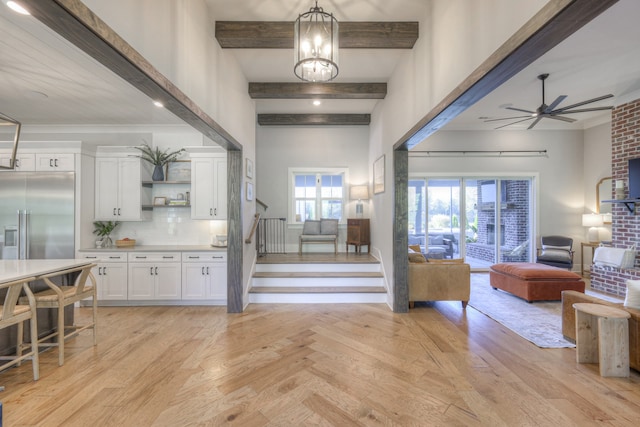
<box><xmin>536</xmin><ymin>235</ymin><xmax>574</xmax><ymax>270</ymax></box>
<box><xmin>408</xmin><ymin>254</ymin><xmax>470</xmax><ymax>308</ymax></box>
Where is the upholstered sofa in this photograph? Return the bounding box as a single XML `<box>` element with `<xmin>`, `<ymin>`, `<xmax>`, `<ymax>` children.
<box><xmin>408</xmin><ymin>234</ymin><xmax>454</xmax><ymax>259</ymax></box>
<box><xmin>299</xmin><ymin>219</ymin><xmax>338</xmax><ymax>254</ymax></box>
<box><xmin>562</xmin><ymin>290</ymin><xmax>640</xmax><ymax>372</ymax></box>
<box><xmin>408</xmin><ymin>253</ymin><xmax>470</xmax><ymax>308</ymax></box>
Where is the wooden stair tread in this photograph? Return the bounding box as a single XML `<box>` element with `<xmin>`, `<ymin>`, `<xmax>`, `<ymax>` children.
<box><xmin>250</xmin><ymin>286</ymin><xmax>386</xmax><ymax>294</ymax></box>
<box><xmin>253</xmin><ymin>272</ymin><xmax>383</xmax><ymax>278</ymax></box>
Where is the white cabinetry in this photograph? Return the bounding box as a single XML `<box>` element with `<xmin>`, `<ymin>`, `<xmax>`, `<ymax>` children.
<box><xmin>80</xmin><ymin>252</ymin><xmax>128</xmax><ymax>300</ymax></box>
<box><xmin>0</xmin><ymin>153</ymin><xmax>35</xmax><ymax>171</ymax></box>
<box><xmin>128</xmin><ymin>252</ymin><xmax>181</xmax><ymax>300</ymax></box>
<box><xmin>181</xmin><ymin>252</ymin><xmax>227</xmax><ymax>301</ymax></box>
<box><xmin>191</xmin><ymin>155</ymin><xmax>227</xmax><ymax>219</ymax></box>
<box><xmin>35</xmin><ymin>153</ymin><xmax>75</xmax><ymax>171</ymax></box>
<box><xmin>95</xmin><ymin>156</ymin><xmax>151</xmax><ymax>221</ymax></box>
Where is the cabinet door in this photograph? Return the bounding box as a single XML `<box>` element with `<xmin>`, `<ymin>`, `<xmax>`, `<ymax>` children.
<box><xmin>35</xmin><ymin>153</ymin><xmax>75</xmax><ymax>171</ymax></box>
<box><xmin>191</xmin><ymin>157</ymin><xmax>215</xmax><ymax>219</ymax></box>
<box><xmin>117</xmin><ymin>157</ymin><xmax>143</xmax><ymax>220</ymax></box>
<box><xmin>213</xmin><ymin>157</ymin><xmax>227</xmax><ymax>219</ymax></box>
<box><xmin>208</xmin><ymin>262</ymin><xmax>227</xmax><ymax>300</ymax></box>
<box><xmin>128</xmin><ymin>263</ymin><xmax>155</xmax><ymax>299</ymax></box>
<box><xmin>100</xmin><ymin>263</ymin><xmax>128</xmax><ymax>300</ymax></box>
<box><xmin>182</xmin><ymin>263</ymin><xmax>208</xmax><ymax>300</ymax></box>
<box><xmin>0</xmin><ymin>153</ymin><xmax>35</xmax><ymax>171</ymax></box>
<box><xmin>95</xmin><ymin>157</ymin><xmax>119</xmax><ymax>219</ymax></box>
<box><xmin>155</xmin><ymin>263</ymin><xmax>182</xmax><ymax>299</ymax></box>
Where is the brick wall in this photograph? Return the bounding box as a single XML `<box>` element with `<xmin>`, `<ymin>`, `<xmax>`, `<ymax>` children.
<box><xmin>590</xmin><ymin>98</ymin><xmax>640</xmax><ymax>297</ymax></box>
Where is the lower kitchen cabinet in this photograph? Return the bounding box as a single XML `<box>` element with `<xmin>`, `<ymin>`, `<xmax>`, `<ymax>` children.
<box><xmin>80</xmin><ymin>252</ymin><xmax>128</xmax><ymax>300</ymax></box>
<box><xmin>182</xmin><ymin>252</ymin><xmax>227</xmax><ymax>300</ymax></box>
<box><xmin>128</xmin><ymin>252</ymin><xmax>181</xmax><ymax>300</ymax></box>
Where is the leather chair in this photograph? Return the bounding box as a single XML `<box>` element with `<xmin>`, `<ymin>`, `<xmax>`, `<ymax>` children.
<box><xmin>0</xmin><ymin>276</ymin><xmax>39</xmax><ymax>380</ymax></box>
<box><xmin>536</xmin><ymin>235</ymin><xmax>574</xmax><ymax>270</ymax></box>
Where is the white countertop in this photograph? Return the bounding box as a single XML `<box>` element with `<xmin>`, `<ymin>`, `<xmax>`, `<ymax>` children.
<box><xmin>0</xmin><ymin>259</ymin><xmax>93</xmax><ymax>284</ymax></box>
<box><xmin>78</xmin><ymin>245</ymin><xmax>227</xmax><ymax>252</ymax></box>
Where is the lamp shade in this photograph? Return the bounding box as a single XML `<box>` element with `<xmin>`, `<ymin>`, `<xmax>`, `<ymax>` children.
<box><xmin>350</xmin><ymin>185</ymin><xmax>369</xmax><ymax>201</ymax></box>
<box><xmin>582</xmin><ymin>213</ymin><xmax>603</xmax><ymax>227</ymax></box>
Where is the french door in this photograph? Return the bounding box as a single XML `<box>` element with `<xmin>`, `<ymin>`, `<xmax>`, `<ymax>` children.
<box><xmin>409</xmin><ymin>176</ymin><xmax>534</xmax><ymax>269</ymax></box>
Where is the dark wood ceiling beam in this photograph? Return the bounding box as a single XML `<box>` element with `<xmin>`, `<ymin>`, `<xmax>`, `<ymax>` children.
<box><xmin>249</xmin><ymin>83</ymin><xmax>387</xmax><ymax>99</ymax></box>
<box><xmin>216</xmin><ymin>22</ymin><xmax>418</xmax><ymax>49</ymax></box>
<box><xmin>258</xmin><ymin>114</ymin><xmax>370</xmax><ymax>126</ymax></box>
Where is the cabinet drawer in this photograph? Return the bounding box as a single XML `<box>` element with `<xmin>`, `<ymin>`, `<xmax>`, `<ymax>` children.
<box><xmin>81</xmin><ymin>252</ymin><xmax>127</xmax><ymax>263</ymax></box>
<box><xmin>128</xmin><ymin>252</ymin><xmax>180</xmax><ymax>262</ymax></box>
<box><xmin>182</xmin><ymin>252</ymin><xmax>227</xmax><ymax>263</ymax></box>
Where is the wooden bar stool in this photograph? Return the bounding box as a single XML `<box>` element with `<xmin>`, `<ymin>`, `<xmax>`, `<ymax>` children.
<box><xmin>0</xmin><ymin>276</ymin><xmax>39</xmax><ymax>380</ymax></box>
<box><xmin>573</xmin><ymin>302</ymin><xmax>631</xmax><ymax>377</ymax></box>
<box><xmin>20</xmin><ymin>264</ymin><xmax>97</xmax><ymax>366</ymax></box>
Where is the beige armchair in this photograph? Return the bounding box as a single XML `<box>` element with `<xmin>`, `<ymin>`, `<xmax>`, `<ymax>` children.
<box><xmin>408</xmin><ymin>257</ymin><xmax>470</xmax><ymax>308</ymax></box>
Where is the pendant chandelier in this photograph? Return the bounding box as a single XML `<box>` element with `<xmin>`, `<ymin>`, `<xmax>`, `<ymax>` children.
<box><xmin>294</xmin><ymin>1</ymin><xmax>339</xmax><ymax>82</ymax></box>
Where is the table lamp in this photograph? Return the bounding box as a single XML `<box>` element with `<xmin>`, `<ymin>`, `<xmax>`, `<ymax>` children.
<box><xmin>582</xmin><ymin>213</ymin><xmax>603</xmax><ymax>243</ymax></box>
<box><xmin>350</xmin><ymin>185</ymin><xmax>369</xmax><ymax>218</ymax></box>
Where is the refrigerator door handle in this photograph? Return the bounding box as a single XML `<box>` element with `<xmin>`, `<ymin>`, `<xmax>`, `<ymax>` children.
<box><xmin>17</xmin><ymin>210</ymin><xmax>30</xmax><ymax>260</ymax></box>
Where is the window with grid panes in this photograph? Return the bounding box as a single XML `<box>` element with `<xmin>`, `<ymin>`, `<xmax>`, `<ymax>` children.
<box><xmin>291</xmin><ymin>169</ymin><xmax>346</xmax><ymax>223</ymax></box>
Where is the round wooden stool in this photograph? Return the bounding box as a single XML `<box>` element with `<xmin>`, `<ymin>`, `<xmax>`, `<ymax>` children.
<box><xmin>572</xmin><ymin>303</ymin><xmax>631</xmax><ymax>377</ymax></box>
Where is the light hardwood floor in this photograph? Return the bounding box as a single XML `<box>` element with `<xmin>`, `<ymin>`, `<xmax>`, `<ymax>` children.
<box><xmin>1</xmin><ymin>297</ymin><xmax>639</xmax><ymax>425</ymax></box>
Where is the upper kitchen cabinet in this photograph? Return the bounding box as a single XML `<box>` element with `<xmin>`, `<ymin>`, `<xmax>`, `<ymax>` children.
<box><xmin>35</xmin><ymin>153</ymin><xmax>75</xmax><ymax>171</ymax></box>
<box><xmin>0</xmin><ymin>153</ymin><xmax>35</xmax><ymax>171</ymax></box>
<box><xmin>191</xmin><ymin>155</ymin><xmax>227</xmax><ymax>220</ymax></box>
<box><xmin>95</xmin><ymin>155</ymin><xmax>152</xmax><ymax>221</ymax></box>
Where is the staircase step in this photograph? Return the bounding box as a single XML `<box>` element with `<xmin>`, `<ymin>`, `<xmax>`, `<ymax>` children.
<box><xmin>253</xmin><ymin>272</ymin><xmax>383</xmax><ymax>278</ymax></box>
<box><xmin>250</xmin><ymin>286</ymin><xmax>386</xmax><ymax>294</ymax></box>
<box><xmin>255</xmin><ymin>263</ymin><xmax>381</xmax><ymax>273</ymax></box>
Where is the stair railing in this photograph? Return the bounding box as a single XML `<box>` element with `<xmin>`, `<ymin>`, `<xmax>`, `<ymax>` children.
<box><xmin>245</xmin><ymin>213</ymin><xmax>261</xmax><ymax>244</ymax></box>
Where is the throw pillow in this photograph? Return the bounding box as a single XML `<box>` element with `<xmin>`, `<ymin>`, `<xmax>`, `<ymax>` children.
<box><xmin>625</xmin><ymin>279</ymin><xmax>640</xmax><ymax>309</ymax></box>
<box><xmin>302</xmin><ymin>220</ymin><xmax>320</xmax><ymax>235</ymax></box>
<box><xmin>429</xmin><ymin>235</ymin><xmax>444</xmax><ymax>245</ymax></box>
<box><xmin>538</xmin><ymin>246</ymin><xmax>571</xmax><ymax>262</ymax></box>
<box><xmin>320</xmin><ymin>218</ymin><xmax>339</xmax><ymax>235</ymax></box>
<box><xmin>408</xmin><ymin>252</ymin><xmax>426</xmax><ymax>263</ymax></box>
<box><xmin>409</xmin><ymin>244</ymin><xmax>421</xmax><ymax>253</ymax></box>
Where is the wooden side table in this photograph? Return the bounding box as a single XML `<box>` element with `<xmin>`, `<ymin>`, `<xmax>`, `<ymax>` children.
<box><xmin>573</xmin><ymin>303</ymin><xmax>631</xmax><ymax>377</ymax></box>
<box><xmin>346</xmin><ymin>218</ymin><xmax>370</xmax><ymax>253</ymax></box>
<box><xmin>580</xmin><ymin>242</ymin><xmax>600</xmax><ymax>278</ymax></box>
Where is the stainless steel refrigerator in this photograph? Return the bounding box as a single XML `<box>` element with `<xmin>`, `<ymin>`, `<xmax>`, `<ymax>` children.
<box><xmin>0</xmin><ymin>172</ymin><xmax>75</xmax><ymax>260</ymax></box>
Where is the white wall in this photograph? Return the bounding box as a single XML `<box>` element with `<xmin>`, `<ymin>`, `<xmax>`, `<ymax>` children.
<box><xmin>256</xmin><ymin>125</ymin><xmax>370</xmax><ymax>250</ymax></box>
<box><xmin>369</xmin><ymin>0</ymin><xmax>548</xmax><ymax>306</ymax></box>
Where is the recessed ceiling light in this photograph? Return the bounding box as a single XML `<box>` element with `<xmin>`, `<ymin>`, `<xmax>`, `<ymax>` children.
<box><xmin>153</xmin><ymin>101</ymin><xmax>164</xmax><ymax>108</ymax></box>
<box><xmin>313</xmin><ymin>100</ymin><xmax>321</xmax><ymax>106</ymax></box>
<box><xmin>5</xmin><ymin>1</ymin><xmax>30</xmax><ymax>15</ymax></box>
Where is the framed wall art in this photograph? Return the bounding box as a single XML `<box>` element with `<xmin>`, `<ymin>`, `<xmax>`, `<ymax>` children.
<box><xmin>373</xmin><ymin>154</ymin><xmax>385</xmax><ymax>194</ymax></box>
<box><xmin>246</xmin><ymin>158</ymin><xmax>254</xmax><ymax>179</ymax></box>
<box><xmin>246</xmin><ymin>182</ymin><xmax>254</xmax><ymax>201</ymax></box>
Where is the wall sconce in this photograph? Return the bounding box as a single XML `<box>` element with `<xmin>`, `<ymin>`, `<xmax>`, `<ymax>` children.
<box><xmin>350</xmin><ymin>185</ymin><xmax>369</xmax><ymax>218</ymax></box>
<box><xmin>582</xmin><ymin>213</ymin><xmax>603</xmax><ymax>243</ymax></box>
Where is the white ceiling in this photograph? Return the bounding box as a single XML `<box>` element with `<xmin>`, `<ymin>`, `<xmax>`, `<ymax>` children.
<box><xmin>1</xmin><ymin>0</ymin><xmax>639</xmax><ymax>132</ymax></box>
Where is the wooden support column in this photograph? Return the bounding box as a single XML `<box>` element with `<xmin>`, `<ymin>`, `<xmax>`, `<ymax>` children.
<box><xmin>227</xmin><ymin>150</ymin><xmax>243</xmax><ymax>313</ymax></box>
<box><xmin>393</xmin><ymin>149</ymin><xmax>409</xmax><ymax>313</ymax></box>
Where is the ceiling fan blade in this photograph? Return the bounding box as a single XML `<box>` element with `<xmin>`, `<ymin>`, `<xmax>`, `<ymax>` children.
<box><xmin>553</xmin><ymin>94</ymin><xmax>614</xmax><ymax>112</ymax></box>
<box><xmin>484</xmin><ymin>115</ymin><xmax>532</xmax><ymax>123</ymax></box>
<box><xmin>551</xmin><ymin>106</ymin><xmax>614</xmax><ymax>114</ymax></box>
<box><xmin>494</xmin><ymin>117</ymin><xmax>534</xmax><ymax>130</ymax></box>
<box><xmin>505</xmin><ymin>106</ymin><xmax>535</xmax><ymax>114</ymax></box>
<box><xmin>527</xmin><ymin>117</ymin><xmax>543</xmax><ymax>129</ymax></box>
<box><xmin>546</xmin><ymin>115</ymin><xmax>576</xmax><ymax>123</ymax></box>
<box><xmin>543</xmin><ymin>95</ymin><xmax>567</xmax><ymax>113</ymax></box>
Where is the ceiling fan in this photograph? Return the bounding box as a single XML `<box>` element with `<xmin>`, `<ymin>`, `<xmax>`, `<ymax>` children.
<box><xmin>484</xmin><ymin>73</ymin><xmax>614</xmax><ymax>129</ymax></box>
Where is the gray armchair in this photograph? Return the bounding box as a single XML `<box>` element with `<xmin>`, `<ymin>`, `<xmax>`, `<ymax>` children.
<box><xmin>536</xmin><ymin>235</ymin><xmax>574</xmax><ymax>270</ymax></box>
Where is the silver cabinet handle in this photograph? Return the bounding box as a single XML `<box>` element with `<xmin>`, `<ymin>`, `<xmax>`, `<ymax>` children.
<box><xmin>212</xmin><ymin>256</ymin><xmax>223</xmax><ymax>259</ymax></box>
<box><xmin>202</xmin><ymin>266</ymin><xmax>205</xmax><ymax>275</ymax></box>
<box><xmin>214</xmin><ymin>208</ymin><xmax>217</xmax><ymax>216</ymax></box>
<box><xmin>163</xmin><ymin>256</ymin><xmax>174</xmax><ymax>259</ymax></box>
<box><xmin>103</xmin><ymin>267</ymin><xmax>107</xmax><ymax>276</ymax></box>
<box><xmin>210</xmin><ymin>208</ymin><xmax>213</xmax><ymax>216</ymax></box>
<box><xmin>206</xmin><ymin>267</ymin><xmax>210</xmax><ymax>275</ymax></box>
<box><xmin>86</xmin><ymin>256</ymin><xmax>97</xmax><ymax>259</ymax></box>
<box><xmin>118</xmin><ymin>208</ymin><xmax>121</xmax><ymax>216</ymax></box>
<box><xmin>150</xmin><ymin>267</ymin><xmax>154</xmax><ymax>275</ymax></box>
<box><xmin>98</xmin><ymin>267</ymin><xmax>102</xmax><ymax>275</ymax></box>
<box><xmin>155</xmin><ymin>267</ymin><xmax>158</xmax><ymax>275</ymax></box>
<box><xmin>49</xmin><ymin>159</ymin><xmax>53</xmax><ymax>167</ymax></box>
<box><xmin>54</xmin><ymin>158</ymin><xmax>59</xmax><ymax>167</ymax></box>
<box><xmin>189</xmin><ymin>256</ymin><xmax>200</xmax><ymax>259</ymax></box>
<box><xmin>113</xmin><ymin>208</ymin><xmax>117</xmax><ymax>216</ymax></box>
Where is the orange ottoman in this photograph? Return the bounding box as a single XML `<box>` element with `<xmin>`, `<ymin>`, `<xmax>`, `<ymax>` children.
<box><xmin>489</xmin><ymin>262</ymin><xmax>585</xmax><ymax>302</ymax></box>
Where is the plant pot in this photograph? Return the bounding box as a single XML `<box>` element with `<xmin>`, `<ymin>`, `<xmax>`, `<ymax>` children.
<box><xmin>152</xmin><ymin>164</ymin><xmax>165</xmax><ymax>181</ymax></box>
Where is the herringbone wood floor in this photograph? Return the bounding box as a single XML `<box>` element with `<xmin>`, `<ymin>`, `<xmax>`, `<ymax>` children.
<box><xmin>1</xmin><ymin>299</ymin><xmax>639</xmax><ymax>426</ymax></box>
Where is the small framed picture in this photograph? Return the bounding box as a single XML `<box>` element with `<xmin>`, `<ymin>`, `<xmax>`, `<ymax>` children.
<box><xmin>165</xmin><ymin>160</ymin><xmax>191</xmax><ymax>182</ymax></box>
<box><xmin>246</xmin><ymin>182</ymin><xmax>254</xmax><ymax>201</ymax></box>
<box><xmin>246</xmin><ymin>158</ymin><xmax>254</xmax><ymax>179</ymax></box>
<box><xmin>374</xmin><ymin>154</ymin><xmax>385</xmax><ymax>194</ymax></box>
<box><xmin>153</xmin><ymin>197</ymin><xmax>167</xmax><ymax>206</ymax></box>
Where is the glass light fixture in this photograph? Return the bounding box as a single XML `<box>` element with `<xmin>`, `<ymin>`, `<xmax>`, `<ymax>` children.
<box><xmin>294</xmin><ymin>1</ymin><xmax>339</xmax><ymax>82</ymax></box>
<box><xmin>0</xmin><ymin>112</ymin><xmax>21</xmax><ymax>170</ymax></box>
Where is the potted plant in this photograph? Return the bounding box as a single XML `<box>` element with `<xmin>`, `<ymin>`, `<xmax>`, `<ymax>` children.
<box><xmin>133</xmin><ymin>143</ymin><xmax>185</xmax><ymax>181</ymax></box>
<box><xmin>93</xmin><ymin>221</ymin><xmax>120</xmax><ymax>248</ymax></box>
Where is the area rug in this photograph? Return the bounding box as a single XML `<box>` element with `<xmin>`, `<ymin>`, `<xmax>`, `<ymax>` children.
<box><xmin>468</xmin><ymin>274</ymin><xmax>575</xmax><ymax>348</ymax></box>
